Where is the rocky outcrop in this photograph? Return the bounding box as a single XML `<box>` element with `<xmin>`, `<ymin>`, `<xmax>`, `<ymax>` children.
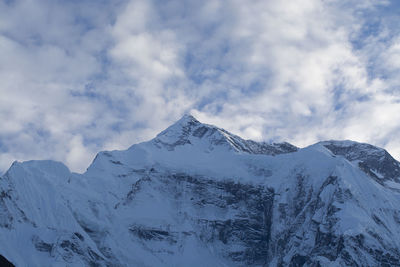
<box><xmin>0</xmin><ymin>255</ymin><xmax>14</xmax><ymax>267</ymax></box>
<box><xmin>321</xmin><ymin>140</ymin><xmax>400</xmax><ymax>183</ymax></box>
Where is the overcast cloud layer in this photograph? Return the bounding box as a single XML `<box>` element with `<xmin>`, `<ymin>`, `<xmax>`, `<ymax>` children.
<box><xmin>1</xmin><ymin>0</ymin><xmax>400</xmax><ymax>172</ymax></box>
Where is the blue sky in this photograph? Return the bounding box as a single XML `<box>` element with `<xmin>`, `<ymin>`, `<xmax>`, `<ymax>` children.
<box><xmin>1</xmin><ymin>0</ymin><xmax>400</xmax><ymax>172</ymax></box>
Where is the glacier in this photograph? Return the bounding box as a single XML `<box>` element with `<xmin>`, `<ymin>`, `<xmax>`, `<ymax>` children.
<box><xmin>1</xmin><ymin>115</ymin><xmax>400</xmax><ymax>266</ymax></box>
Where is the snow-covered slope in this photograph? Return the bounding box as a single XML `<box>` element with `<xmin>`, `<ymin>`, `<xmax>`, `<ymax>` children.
<box><xmin>1</xmin><ymin>115</ymin><xmax>400</xmax><ymax>266</ymax></box>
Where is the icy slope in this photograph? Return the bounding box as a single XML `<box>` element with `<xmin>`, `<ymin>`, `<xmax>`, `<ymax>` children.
<box><xmin>1</xmin><ymin>115</ymin><xmax>400</xmax><ymax>266</ymax></box>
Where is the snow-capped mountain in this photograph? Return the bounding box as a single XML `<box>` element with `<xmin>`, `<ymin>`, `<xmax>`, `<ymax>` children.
<box><xmin>1</xmin><ymin>115</ymin><xmax>400</xmax><ymax>266</ymax></box>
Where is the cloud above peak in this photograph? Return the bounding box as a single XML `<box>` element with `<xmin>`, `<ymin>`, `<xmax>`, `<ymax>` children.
<box><xmin>1</xmin><ymin>0</ymin><xmax>400</xmax><ymax>172</ymax></box>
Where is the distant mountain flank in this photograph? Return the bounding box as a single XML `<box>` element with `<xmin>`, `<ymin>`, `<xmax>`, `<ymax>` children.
<box><xmin>1</xmin><ymin>115</ymin><xmax>400</xmax><ymax>266</ymax></box>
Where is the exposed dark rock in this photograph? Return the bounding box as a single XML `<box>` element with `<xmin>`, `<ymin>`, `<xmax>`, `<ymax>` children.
<box><xmin>129</xmin><ymin>225</ymin><xmax>176</xmax><ymax>244</ymax></box>
<box><xmin>0</xmin><ymin>254</ymin><xmax>14</xmax><ymax>267</ymax></box>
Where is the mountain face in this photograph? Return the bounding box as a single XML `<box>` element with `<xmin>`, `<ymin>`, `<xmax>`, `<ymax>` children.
<box><xmin>1</xmin><ymin>115</ymin><xmax>400</xmax><ymax>266</ymax></box>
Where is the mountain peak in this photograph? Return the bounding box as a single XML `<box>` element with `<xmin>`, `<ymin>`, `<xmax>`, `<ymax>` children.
<box><xmin>154</xmin><ymin>114</ymin><xmax>201</xmax><ymax>147</ymax></box>
<box><xmin>152</xmin><ymin>114</ymin><xmax>298</xmax><ymax>155</ymax></box>
<box><xmin>176</xmin><ymin>114</ymin><xmax>199</xmax><ymax>124</ymax></box>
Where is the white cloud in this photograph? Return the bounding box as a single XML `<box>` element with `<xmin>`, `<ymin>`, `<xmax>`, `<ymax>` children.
<box><xmin>1</xmin><ymin>0</ymin><xmax>400</xmax><ymax>173</ymax></box>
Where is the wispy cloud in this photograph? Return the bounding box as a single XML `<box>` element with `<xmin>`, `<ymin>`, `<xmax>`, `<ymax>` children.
<box><xmin>0</xmin><ymin>0</ymin><xmax>400</xmax><ymax>172</ymax></box>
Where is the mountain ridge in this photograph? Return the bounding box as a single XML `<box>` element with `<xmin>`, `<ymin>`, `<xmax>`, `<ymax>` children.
<box><xmin>4</xmin><ymin>115</ymin><xmax>395</xmax><ymax>178</ymax></box>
